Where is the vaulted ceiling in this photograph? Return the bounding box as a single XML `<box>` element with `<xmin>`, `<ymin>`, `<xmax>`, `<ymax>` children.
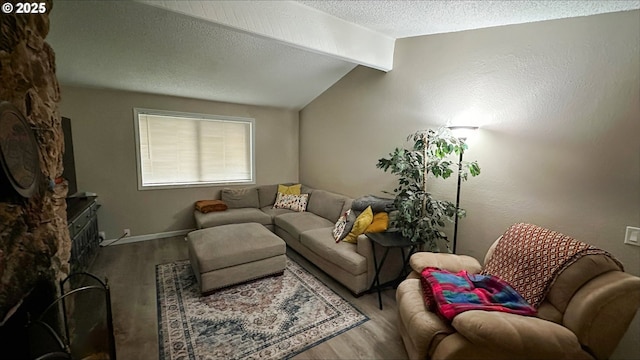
<box><xmin>47</xmin><ymin>1</ymin><xmax>639</xmax><ymax>110</ymax></box>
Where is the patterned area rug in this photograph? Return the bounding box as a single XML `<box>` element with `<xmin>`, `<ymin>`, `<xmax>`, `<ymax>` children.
<box><xmin>156</xmin><ymin>258</ymin><xmax>368</xmax><ymax>360</ymax></box>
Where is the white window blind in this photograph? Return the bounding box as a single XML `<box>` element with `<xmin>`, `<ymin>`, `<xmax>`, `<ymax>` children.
<box><xmin>134</xmin><ymin>109</ymin><xmax>255</xmax><ymax>189</ymax></box>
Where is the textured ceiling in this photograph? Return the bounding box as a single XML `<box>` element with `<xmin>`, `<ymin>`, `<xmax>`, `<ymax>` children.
<box><xmin>48</xmin><ymin>1</ymin><xmax>356</xmax><ymax>110</ymax></box>
<box><xmin>47</xmin><ymin>1</ymin><xmax>640</xmax><ymax>110</ymax></box>
<box><xmin>300</xmin><ymin>1</ymin><xmax>640</xmax><ymax>38</ymax></box>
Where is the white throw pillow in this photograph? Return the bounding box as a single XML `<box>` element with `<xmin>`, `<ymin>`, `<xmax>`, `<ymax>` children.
<box><xmin>273</xmin><ymin>192</ymin><xmax>309</xmax><ymax>212</ymax></box>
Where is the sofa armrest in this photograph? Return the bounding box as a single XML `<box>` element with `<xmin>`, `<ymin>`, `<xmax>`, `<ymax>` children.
<box><xmin>451</xmin><ymin>311</ymin><xmax>589</xmax><ymax>359</ymax></box>
<box><xmin>409</xmin><ymin>252</ymin><xmax>482</xmax><ymax>274</ymax></box>
<box><xmin>355</xmin><ymin>234</ymin><xmax>371</xmax><ymax>258</ymax></box>
<box><xmin>356</xmin><ymin>234</ymin><xmax>377</xmax><ymax>287</ymax></box>
<box><xmin>563</xmin><ymin>271</ymin><xmax>640</xmax><ymax>360</ymax></box>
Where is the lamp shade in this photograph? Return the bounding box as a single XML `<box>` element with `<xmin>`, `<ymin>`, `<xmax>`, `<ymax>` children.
<box><xmin>447</xmin><ymin>125</ymin><xmax>478</xmax><ymax>140</ymax></box>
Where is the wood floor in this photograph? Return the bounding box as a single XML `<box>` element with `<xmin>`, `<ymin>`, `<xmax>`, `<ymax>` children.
<box><xmin>89</xmin><ymin>236</ymin><xmax>410</xmax><ymax>359</ymax></box>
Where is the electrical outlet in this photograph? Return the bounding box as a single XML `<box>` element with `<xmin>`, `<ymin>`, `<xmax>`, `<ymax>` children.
<box><xmin>124</xmin><ymin>228</ymin><xmax>131</xmax><ymax>237</ymax></box>
<box><xmin>624</xmin><ymin>226</ymin><xmax>640</xmax><ymax>247</ymax></box>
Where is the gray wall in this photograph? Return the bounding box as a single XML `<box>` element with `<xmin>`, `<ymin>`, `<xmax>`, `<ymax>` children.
<box><xmin>59</xmin><ymin>86</ymin><xmax>299</xmax><ymax>239</ymax></box>
<box><xmin>299</xmin><ymin>11</ymin><xmax>639</xmax><ymax>359</ymax></box>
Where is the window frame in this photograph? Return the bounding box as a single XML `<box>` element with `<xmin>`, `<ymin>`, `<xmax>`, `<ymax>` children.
<box><xmin>133</xmin><ymin>108</ymin><xmax>256</xmax><ymax>190</ymax></box>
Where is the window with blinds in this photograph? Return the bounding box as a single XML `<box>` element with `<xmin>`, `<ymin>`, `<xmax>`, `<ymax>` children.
<box><xmin>134</xmin><ymin>109</ymin><xmax>255</xmax><ymax>189</ymax></box>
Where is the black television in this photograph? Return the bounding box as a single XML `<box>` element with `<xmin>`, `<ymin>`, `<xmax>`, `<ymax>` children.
<box><xmin>61</xmin><ymin>117</ymin><xmax>78</xmax><ymax>198</ymax></box>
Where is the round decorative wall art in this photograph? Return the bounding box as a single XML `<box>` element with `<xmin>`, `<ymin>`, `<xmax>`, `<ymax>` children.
<box><xmin>0</xmin><ymin>101</ymin><xmax>40</xmax><ymax>198</ymax></box>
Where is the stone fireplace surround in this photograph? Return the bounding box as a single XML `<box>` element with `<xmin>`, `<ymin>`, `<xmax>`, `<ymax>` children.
<box><xmin>0</xmin><ymin>0</ymin><xmax>72</xmax><ymax>353</ymax></box>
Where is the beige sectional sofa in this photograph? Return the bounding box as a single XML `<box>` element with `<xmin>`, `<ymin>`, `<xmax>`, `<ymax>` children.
<box><xmin>194</xmin><ymin>184</ymin><xmax>403</xmax><ymax>295</ymax></box>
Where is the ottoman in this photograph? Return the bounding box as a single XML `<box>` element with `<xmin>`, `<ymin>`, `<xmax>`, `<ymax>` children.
<box><xmin>187</xmin><ymin>222</ymin><xmax>286</xmax><ymax>294</ymax></box>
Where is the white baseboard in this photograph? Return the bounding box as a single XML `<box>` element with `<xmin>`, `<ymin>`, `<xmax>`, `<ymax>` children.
<box><xmin>100</xmin><ymin>228</ymin><xmax>194</xmax><ymax>247</ymax></box>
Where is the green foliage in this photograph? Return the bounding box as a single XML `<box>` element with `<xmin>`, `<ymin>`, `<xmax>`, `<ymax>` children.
<box><xmin>377</xmin><ymin>127</ymin><xmax>481</xmax><ymax>251</ymax></box>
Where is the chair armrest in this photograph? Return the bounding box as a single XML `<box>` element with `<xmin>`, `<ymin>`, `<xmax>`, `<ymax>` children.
<box><xmin>396</xmin><ymin>278</ymin><xmax>455</xmax><ymax>358</ymax></box>
<box><xmin>409</xmin><ymin>252</ymin><xmax>482</xmax><ymax>274</ymax></box>
<box><xmin>563</xmin><ymin>271</ymin><xmax>640</xmax><ymax>360</ymax></box>
<box><xmin>451</xmin><ymin>311</ymin><xmax>589</xmax><ymax>359</ymax></box>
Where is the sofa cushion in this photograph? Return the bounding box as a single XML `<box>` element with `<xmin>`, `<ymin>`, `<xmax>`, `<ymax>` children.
<box><xmin>300</xmin><ymin>184</ymin><xmax>315</xmax><ymax>195</ymax></box>
<box><xmin>306</xmin><ymin>189</ymin><xmax>348</xmax><ymax>223</ymax></box>
<box><xmin>300</xmin><ymin>227</ymin><xmax>367</xmax><ymax>276</ymax></box>
<box><xmin>221</xmin><ymin>187</ymin><xmax>259</xmax><ymax>208</ymax></box>
<box><xmin>257</xmin><ymin>184</ymin><xmax>278</xmax><ymax>208</ymax></box>
<box><xmin>274</xmin><ymin>212</ymin><xmax>334</xmax><ymax>239</ymax></box>
<box><xmin>261</xmin><ymin>206</ymin><xmax>294</xmax><ymax>220</ymax></box>
<box><xmin>194</xmin><ymin>208</ymin><xmax>271</xmax><ymax>229</ymax></box>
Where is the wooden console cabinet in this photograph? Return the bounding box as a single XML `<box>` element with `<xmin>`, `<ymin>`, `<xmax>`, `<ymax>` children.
<box><xmin>66</xmin><ymin>196</ymin><xmax>100</xmax><ymax>273</ymax></box>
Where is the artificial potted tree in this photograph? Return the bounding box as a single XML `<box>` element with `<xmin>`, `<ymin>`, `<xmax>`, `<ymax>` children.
<box><xmin>377</xmin><ymin>127</ymin><xmax>480</xmax><ymax>252</ymax></box>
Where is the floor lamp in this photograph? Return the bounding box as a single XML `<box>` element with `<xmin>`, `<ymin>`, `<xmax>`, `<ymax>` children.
<box><xmin>447</xmin><ymin>125</ymin><xmax>478</xmax><ymax>253</ymax></box>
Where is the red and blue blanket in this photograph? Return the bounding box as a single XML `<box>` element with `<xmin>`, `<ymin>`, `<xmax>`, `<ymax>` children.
<box><xmin>420</xmin><ymin>267</ymin><xmax>536</xmax><ymax>321</ymax></box>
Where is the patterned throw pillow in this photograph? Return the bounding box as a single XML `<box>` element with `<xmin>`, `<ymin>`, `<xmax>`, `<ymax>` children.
<box><xmin>333</xmin><ymin>209</ymin><xmax>351</xmax><ymax>242</ymax></box>
<box><xmin>341</xmin><ymin>210</ymin><xmax>357</xmax><ymax>240</ymax></box>
<box><xmin>273</xmin><ymin>192</ymin><xmax>309</xmax><ymax>212</ymax></box>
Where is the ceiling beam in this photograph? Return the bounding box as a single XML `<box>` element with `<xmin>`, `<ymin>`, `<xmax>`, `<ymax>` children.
<box><xmin>135</xmin><ymin>0</ymin><xmax>395</xmax><ymax>72</ymax></box>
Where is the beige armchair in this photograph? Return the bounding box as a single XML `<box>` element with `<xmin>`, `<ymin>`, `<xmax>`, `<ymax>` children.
<box><xmin>396</xmin><ymin>223</ymin><xmax>640</xmax><ymax>360</ymax></box>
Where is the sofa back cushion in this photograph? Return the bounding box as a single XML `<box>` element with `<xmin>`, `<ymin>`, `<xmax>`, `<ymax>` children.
<box><xmin>257</xmin><ymin>184</ymin><xmax>278</xmax><ymax>208</ymax></box>
<box><xmin>301</xmin><ymin>184</ymin><xmax>315</xmax><ymax>195</ymax></box>
<box><xmin>306</xmin><ymin>189</ymin><xmax>348</xmax><ymax>223</ymax></box>
<box><xmin>221</xmin><ymin>187</ymin><xmax>259</xmax><ymax>208</ymax></box>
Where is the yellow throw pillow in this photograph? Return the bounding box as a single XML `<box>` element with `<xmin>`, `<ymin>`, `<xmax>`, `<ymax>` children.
<box><xmin>343</xmin><ymin>206</ymin><xmax>374</xmax><ymax>243</ymax></box>
<box><xmin>278</xmin><ymin>183</ymin><xmax>301</xmax><ymax>195</ymax></box>
<box><xmin>365</xmin><ymin>212</ymin><xmax>389</xmax><ymax>233</ymax></box>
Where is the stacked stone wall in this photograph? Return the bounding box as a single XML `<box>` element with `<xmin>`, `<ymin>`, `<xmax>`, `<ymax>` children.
<box><xmin>0</xmin><ymin>0</ymin><xmax>69</xmax><ymax>321</ymax></box>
